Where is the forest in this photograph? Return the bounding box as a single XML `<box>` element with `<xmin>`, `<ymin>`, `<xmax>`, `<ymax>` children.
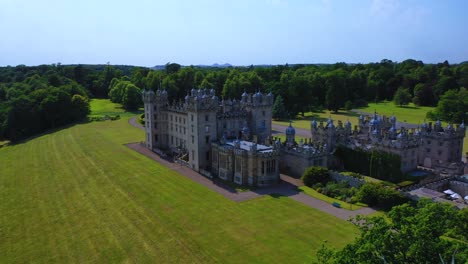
<box><xmin>0</xmin><ymin>59</ymin><xmax>467</xmax><ymax>141</ymax></box>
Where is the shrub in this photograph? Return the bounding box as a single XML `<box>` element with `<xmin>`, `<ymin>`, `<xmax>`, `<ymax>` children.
<box><xmin>302</xmin><ymin>166</ymin><xmax>330</xmax><ymax>187</ymax></box>
<box><xmin>356</xmin><ymin>182</ymin><xmax>407</xmax><ymax>210</ymax></box>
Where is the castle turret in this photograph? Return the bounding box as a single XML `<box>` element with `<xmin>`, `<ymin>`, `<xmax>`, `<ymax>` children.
<box><xmin>285</xmin><ymin>122</ymin><xmax>295</xmax><ymax>146</ymax></box>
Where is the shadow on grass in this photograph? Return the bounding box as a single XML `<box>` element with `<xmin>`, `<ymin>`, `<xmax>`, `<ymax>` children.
<box><xmin>7</xmin><ymin>114</ymin><xmax>141</xmax><ymax>147</ymax></box>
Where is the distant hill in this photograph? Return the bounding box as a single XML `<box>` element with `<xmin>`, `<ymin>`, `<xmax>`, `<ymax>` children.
<box><xmin>151</xmin><ymin>63</ymin><xmax>232</xmax><ymax>70</ymax></box>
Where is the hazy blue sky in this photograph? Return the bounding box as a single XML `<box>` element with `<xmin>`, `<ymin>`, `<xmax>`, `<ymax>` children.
<box><xmin>1</xmin><ymin>0</ymin><xmax>467</xmax><ymax>66</ymax></box>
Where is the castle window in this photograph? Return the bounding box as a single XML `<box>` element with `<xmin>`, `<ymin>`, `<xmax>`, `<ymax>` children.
<box><xmin>191</xmin><ymin>114</ymin><xmax>194</xmax><ymax>121</ymax></box>
<box><xmin>426</xmin><ymin>148</ymin><xmax>431</xmax><ymax>153</ymax></box>
<box><xmin>427</xmin><ymin>140</ymin><xmax>431</xmax><ymax>145</ymax></box>
<box><xmin>205</xmin><ymin>115</ymin><xmax>209</xmax><ymax>122</ymax></box>
<box><xmin>223</xmin><ymin>123</ymin><xmax>226</xmax><ymax>129</ymax></box>
<box><xmin>235</xmin><ymin>157</ymin><xmax>241</xmax><ymax>172</ymax></box>
<box><xmin>205</xmin><ymin>136</ymin><xmax>210</xmax><ymax>144</ymax></box>
<box><xmin>206</xmin><ymin>151</ymin><xmax>210</xmax><ymax>161</ymax></box>
<box><xmin>184</xmin><ymin>128</ymin><xmax>186</xmax><ymax>134</ymax></box>
<box><xmin>205</xmin><ymin>125</ymin><xmax>209</xmax><ymax>133</ymax></box>
<box><xmin>191</xmin><ymin>125</ymin><xmax>194</xmax><ymax>133</ymax></box>
<box><xmin>154</xmin><ymin>114</ymin><xmax>157</xmax><ymax>119</ymax></box>
<box><xmin>192</xmin><ymin>150</ymin><xmax>195</xmax><ymax>161</ymax></box>
<box><xmin>176</xmin><ymin>138</ymin><xmax>179</xmax><ymax>145</ymax></box>
<box><xmin>262</xmin><ymin>111</ymin><xmax>265</xmax><ymax>116</ymax></box>
<box><xmin>438</xmin><ymin>150</ymin><xmax>442</xmax><ymax>156</ymax></box>
<box><xmin>171</xmin><ymin>136</ymin><xmax>174</xmax><ymax>144</ymax></box>
<box><xmin>170</xmin><ymin>115</ymin><xmax>173</xmax><ymax>121</ymax></box>
<box><xmin>171</xmin><ymin>124</ymin><xmax>173</xmax><ymax>131</ymax></box>
<box><xmin>261</xmin><ymin>161</ymin><xmax>265</xmax><ymax>174</ymax></box>
<box><xmin>154</xmin><ymin>123</ymin><xmax>157</xmax><ymax>129</ymax></box>
<box><xmin>154</xmin><ymin>106</ymin><xmax>157</xmax><ymax>111</ymax></box>
<box><xmin>175</xmin><ymin>116</ymin><xmax>178</xmax><ymax>122</ymax></box>
<box><xmin>192</xmin><ymin>136</ymin><xmax>194</xmax><ymax>144</ymax></box>
<box><xmin>155</xmin><ymin>135</ymin><xmax>158</xmax><ymax>142</ymax></box>
<box><xmin>439</xmin><ymin>142</ymin><xmax>443</xmax><ymax>146</ymax></box>
<box><xmin>175</xmin><ymin>125</ymin><xmax>178</xmax><ymax>132</ymax></box>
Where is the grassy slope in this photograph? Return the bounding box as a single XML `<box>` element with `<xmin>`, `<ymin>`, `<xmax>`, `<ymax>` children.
<box><xmin>89</xmin><ymin>99</ymin><xmax>142</xmax><ymax>117</ymax></box>
<box><xmin>0</xmin><ymin>101</ymin><xmax>357</xmax><ymax>263</ymax></box>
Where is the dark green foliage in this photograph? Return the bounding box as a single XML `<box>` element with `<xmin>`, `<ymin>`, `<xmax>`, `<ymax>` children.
<box><xmin>272</xmin><ymin>95</ymin><xmax>287</xmax><ymax>120</ymax></box>
<box><xmin>0</xmin><ymin>66</ymin><xmax>92</xmax><ymax>141</ymax></box>
<box><xmin>355</xmin><ymin>182</ymin><xmax>407</xmax><ymax>210</ymax></box>
<box><xmin>318</xmin><ymin>201</ymin><xmax>468</xmax><ymax>263</ymax></box>
<box><xmin>393</xmin><ymin>87</ymin><xmax>411</xmax><ymax>106</ymax></box>
<box><xmin>316</xmin><ymin>181</ymin><xmax>357</xmax><ymax>202</ymax></box>
<box><xmin>302</xmin><ymin>166</ymin><xmax>330</xmax><ymax>187</ymax></box>
<box><xmin>335</xmin><ymin>146</ymin><xmax>371</xmax><ymax>175</ymax></box>
<box><xmin>369</xmin><ymin>150</ymin><xmax>402</xmax><ymax>182</ymax></box>
<box><xmin>427</xmin><ymin>87</ymin><xmax>468</xmax><ymax>123</ymax></box>
<box><xmin>335</xmin><ymin>146</ymin><xmax>402</xmax><ymax>182</ymax></box>
<box><xmin>344</xmin><ymin>100</ymin><xmax>353</xmax><ymax>111</ymax></box>
<box><xmin>1</xmin><ymin>60</ymin><xmax>468</xmax><ymax>140</ymax></box>
<box><xmin>108</xmin><ymin>79</ymin><xmax>142</xmax><ymax>110</ymax></box>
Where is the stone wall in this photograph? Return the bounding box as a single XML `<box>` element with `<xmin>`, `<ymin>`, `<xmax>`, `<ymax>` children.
<box><xmin>280</xmin><ymin>151</ymin><xmax>325</xmax><ymax>178</ymax></box>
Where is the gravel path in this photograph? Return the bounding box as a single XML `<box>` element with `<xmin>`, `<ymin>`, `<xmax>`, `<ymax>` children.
<box><xmin>128</xmin><ymin>116</ymin><xmax>144</xmax><ymax>130</ymax></box>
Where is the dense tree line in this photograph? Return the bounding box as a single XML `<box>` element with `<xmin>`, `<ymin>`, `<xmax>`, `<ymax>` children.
<box><xmin>142</xmin><ymin>60</ymin><xmax>467</xmax><ymax>119</ymax></box>
<box><xmin>317</xmin><ymin>200</ymin><xmax>468</xmax><ymax>263</ymax></box>
<box><xmin>1</xmin><ymin>60</ymin><xmax>467</xmax><ymax>140</ymax></box>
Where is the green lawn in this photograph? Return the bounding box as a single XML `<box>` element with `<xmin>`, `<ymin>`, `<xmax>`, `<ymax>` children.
<box><xmin>358</xmin><ymin>101</ymin><xmax>435</xmax><ymax>124</ymax></box>
<box><xmin>298</xmin><ymin>186</ymin><xmax>364</xmax><ymax>211</ymax></box>
<box><xmin>89</xmin><ymin>98</ymin><xmax>142</xmax><ymax>117</ymax></box>
<box><xmin>0</xmin><ymin>103</ymin><xmax>357</xmax><ymax>263</ymax></box>
<box><xmin>273</xmin><ymin>110</ymin><xmax>360</xmax><ymax>131</ymax></box>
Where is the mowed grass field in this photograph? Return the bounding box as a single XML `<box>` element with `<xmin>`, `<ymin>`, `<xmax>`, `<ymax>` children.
<box><xmin>89</xmin><ymin>99</ymin><xmax>142</xmax><ymax>118</ymax></box>
<box><xmin>273</xmin><ymin>101</ymin><xmax>468</xmax><ymax>153</ymax></box>
<box><xmin>0</xmin><ymin>102</ymin><xmax>357</xmax><ymax>263</ymax></box>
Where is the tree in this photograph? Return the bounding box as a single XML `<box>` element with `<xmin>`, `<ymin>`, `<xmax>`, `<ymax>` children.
<box><xmin>428</xmin><ymin>88</ymin><xmax>468</xmax><ymax>123</ymax></box>
<box><xmin>70</xmin><ymin>94</ymin><xmax>90</xmax><ymax>121</ymax></box>
<box><xmin>301</xmin><ymin>166</ymin><xmax>329</xmax><ymax>187</ymax></box>
<box><xmin>412</xmin><ymin>83</ymin><xmax>435</xmax><ymax>106</ymax></box>
<box><xmin>272</xmin><ymin>95</ymin><xmax>287</xmax><ymax>120</ymax></box>
<box><xmin>122</xmin><ymin>84</ymin><xmax>142</xmax><ymax>110</ymax></box>
<box><xmin>318</xmin><ymin>201</ymin><xmax>468</xmax><ymax>263</ymax></box>
<box><xmin>355</xmin><ymin>182</ymin><xmax>407</xmax><ymax>210</ymax></box>
<box><xmin>393</xmin><ymin>87</ymin><xmax>411</xmax><ymax>107</ymax></box>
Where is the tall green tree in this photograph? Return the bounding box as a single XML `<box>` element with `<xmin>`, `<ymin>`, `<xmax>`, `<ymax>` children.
<box><xmin>318</xmin><ymin>201</ymin><xmax>468</xmax><ymax>263</ymax></box>
<box><xmin>272</xmin><ymin>95</ymin><xmax>286</xmax><ymax>120</ymax></box>
<box><xmin>393</xmin><ymin>87</ymin><xmax>411</xmax><ymax>107</ymax></box>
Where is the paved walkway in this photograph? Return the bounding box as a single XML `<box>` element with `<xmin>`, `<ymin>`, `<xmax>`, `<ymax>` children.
<box><xmin>129</xmin><ymin>116</ymin><xmax>144</xmax><ymax>130</ymax></box>
<box><xmin>126</xmin><ymin>141</ymin><xmax>376</xmax><ymax>220</ymax></box>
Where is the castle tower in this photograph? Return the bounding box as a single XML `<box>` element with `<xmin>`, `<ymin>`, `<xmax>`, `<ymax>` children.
<box><xmin>142</xmin><ymin>90</ymin><xmax>156</xmax><ymax>149</ymax></box>
<box><xmin>325</xmin><ymin>118</ymin><xmax>336</xmax><ymax>152</ymax></box>
<box><xmin>285</xmin><ymin>122</ymin><xmax>295</xmax><ymax>146</ymax></box>
<box><xmin>142</xmin><ymin>89</ymin><xmax>169</xmax><ymax>150</ymax></box>
<box><xmin>249</xmin><ymin>91</ymin><xmax>273</xmax><ymax>144</ymax></box>
<box><xmin>186</xmin><ymin>88</ymin><xmax>219</xmax><ymax>171</ymax></box>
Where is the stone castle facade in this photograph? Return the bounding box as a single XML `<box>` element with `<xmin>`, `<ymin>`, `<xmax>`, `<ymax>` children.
<box><xmin>143</xmin><ymin>89</ymin><xmax>466</xmax><ymax>185</ymax></box>
<box><xmin>306</xmin><ymin>112</ymin><xmax>466</xmax><ymax>174</ymax></box>
<box><xmin>142</xmin><ymin>88</ymin><xmax>281</xmax><ymax>187</ymax></box>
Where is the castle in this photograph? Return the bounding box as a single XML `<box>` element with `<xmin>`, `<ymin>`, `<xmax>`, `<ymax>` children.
<box><xmin>142</xmin><ymin>88</ymin><xmax>281</xmax><ymax>187</ymax></box>
<box><xmin>142</xmin><ymin>89</ymin><xmax>466</xmax><ymax>186</ymax></box>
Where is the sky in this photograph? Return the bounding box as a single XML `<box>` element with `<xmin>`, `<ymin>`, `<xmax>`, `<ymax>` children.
<box><xmin>0</xmin><ymin>0</ymin><xmax>467</xmax><ymax>66</ymax></box>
